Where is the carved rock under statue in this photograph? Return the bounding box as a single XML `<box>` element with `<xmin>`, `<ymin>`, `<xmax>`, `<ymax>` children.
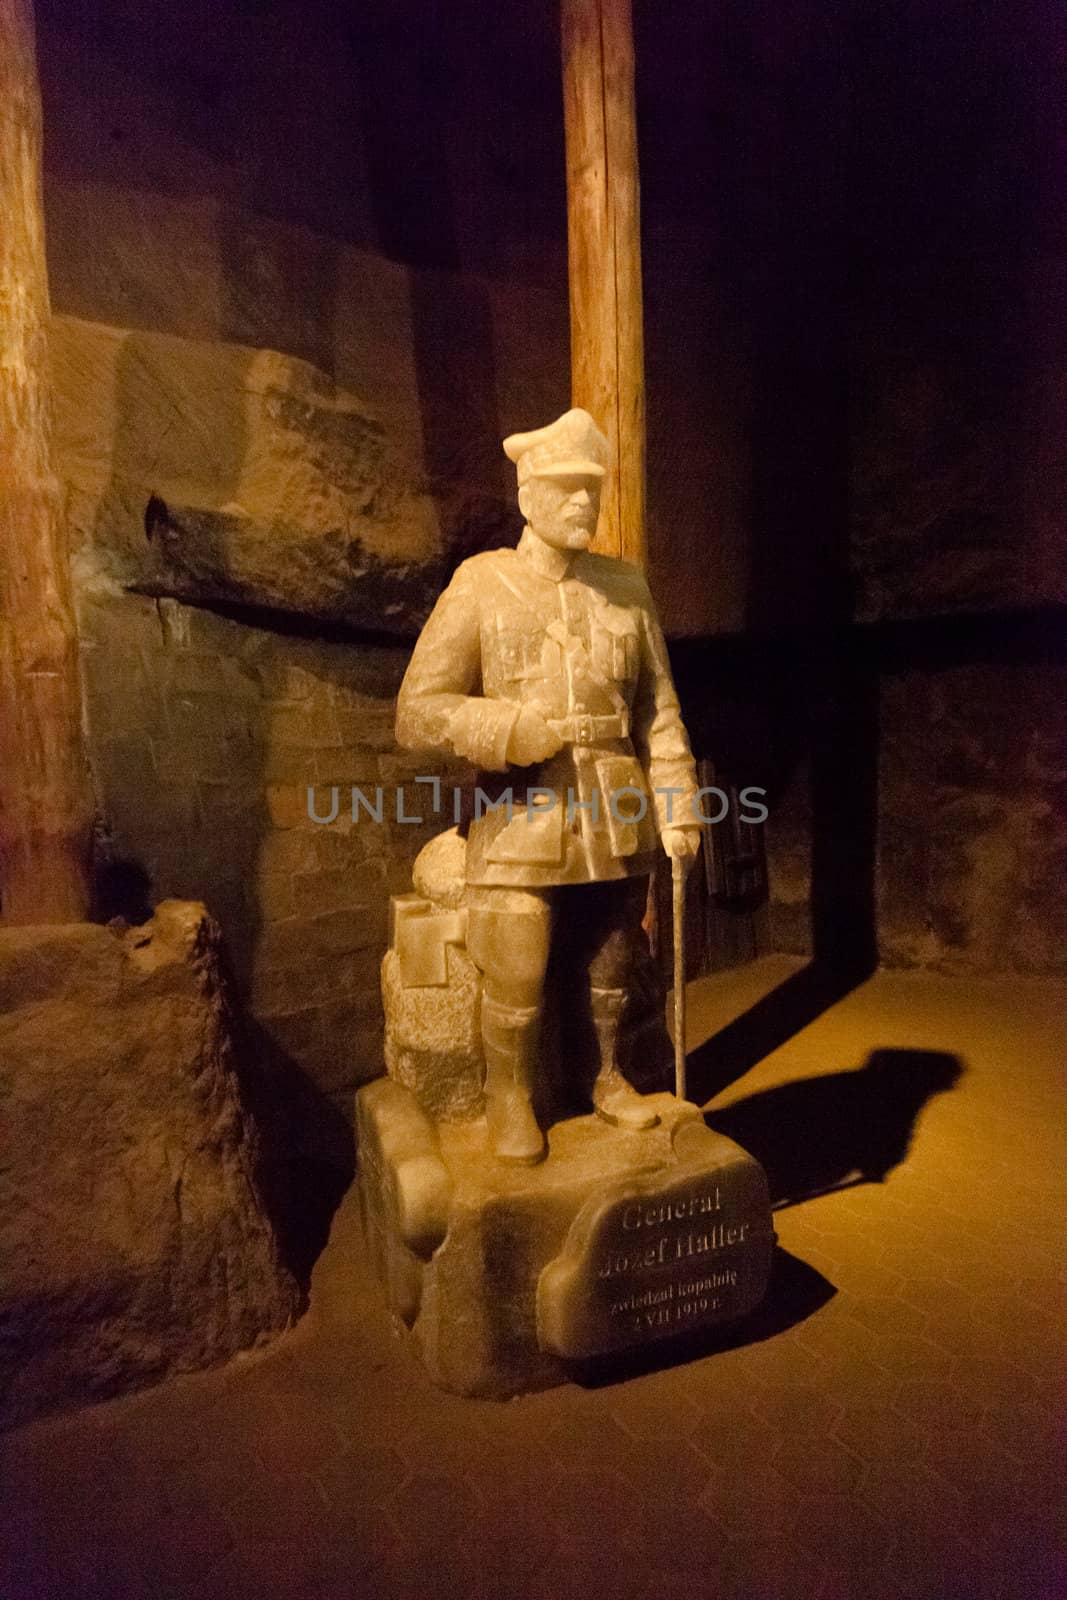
<box><xmin>358</xmin><ymin>409</ymin><xmax>774</xmax><ymax>1395</ymax></box>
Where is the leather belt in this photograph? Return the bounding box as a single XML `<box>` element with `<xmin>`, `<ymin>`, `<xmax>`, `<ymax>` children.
<box><xmin>546</xmin><ymin>710</ymin><xmax>629</xmax><ymax>746</ymax></box>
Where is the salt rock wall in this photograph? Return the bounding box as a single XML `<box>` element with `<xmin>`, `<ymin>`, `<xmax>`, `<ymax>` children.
<box><xmin>50</xmin><ymin>314</ymin><xmax>472</xmax><ymax>1143</ymax></box>
<box><xmin>757</xmin><ymin>655</ymin><xmax>1067</xmax><ymax>977</ymax></box>
<box><xmin>646</xmin><ymin>0</ymin><xmax>1067</xmax><ymax>972</ymax></box>
<box><xmin>37</xmin><ymin>0</ymin><xmax>571</xmax><ymax>563</ymax></box>
<box><xmin>36</xmin><ymin>0</ymin><xmax>565</xmax><ymax>1144</ymax></box>
<box><xmin>73</xmin><ymin>582</ymin><xmax>463</xmax><ymax>1141</ymax></box>
<box><xmin>878</xmin><ymin>662</ymin><xmax>1067</xmax><ymax>974</ymax></box>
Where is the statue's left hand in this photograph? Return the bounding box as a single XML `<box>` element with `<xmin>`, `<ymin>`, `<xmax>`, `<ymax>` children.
<box><xmin>506</xmin><ymin>705</ymin><xmax>565</xmax><ymax>766</ymax></box>
<box><xmin>662</xmin><ymin>825</ymin><xmax>702</xmax><ymax>868</ymax></box>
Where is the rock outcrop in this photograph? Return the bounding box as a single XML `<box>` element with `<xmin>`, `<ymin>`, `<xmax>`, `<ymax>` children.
<box><xmin>0</xmin><ymin>901</ymin><xmax>300</xmax><ymax>1430</ymax></box>
<box><xmin>51</xmin><ymin>316</ymin><xmax>452</xmax><ymax>637</ymax></box>
<box><xmin>140</xmin><ymin>494</ymin><xmax>448</xmax><ymax>638</ymax></box>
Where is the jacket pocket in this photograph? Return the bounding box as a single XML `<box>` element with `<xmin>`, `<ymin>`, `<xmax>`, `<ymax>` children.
<box><xmin>595</xmin><ymin>755</ymin><xmax>650</xmax><ymax>857</ymax></box>
<box><xmin>591</xmin><ymin>618</ymin><xmax>640</xmax><ymax>684</ymax></box>
<box><xmin>494</xmin><ymin>615</ymin><xmax>548</xmax><ymax>681</ymax></box>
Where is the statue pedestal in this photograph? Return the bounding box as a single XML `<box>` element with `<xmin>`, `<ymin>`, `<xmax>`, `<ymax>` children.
<box><xmin>356</xmin><ymin>1080</ymin><xmax>775</xmax><ymax>1397</ymax></box>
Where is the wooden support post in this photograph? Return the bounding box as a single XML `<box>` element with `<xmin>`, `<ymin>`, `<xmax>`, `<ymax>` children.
<box><xmin>561</xmin><ymin>0</ymin><xmax>646</xmax><ymax>565</ymax></box>
<box><xmin>0</xmin><ymin>0</ymin><xmax>94</xmax><ymax>922</ymax></box>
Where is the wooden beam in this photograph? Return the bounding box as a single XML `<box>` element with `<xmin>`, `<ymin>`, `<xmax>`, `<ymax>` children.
<box><xmin>0</xmin><ymin>0</ymin><xmax>94</xmax><ymax>922</ymax></box>
<box><xmin>561</xmin><ymin>0</ymin><xmax>646</xmax><ymax>565</ymax></box>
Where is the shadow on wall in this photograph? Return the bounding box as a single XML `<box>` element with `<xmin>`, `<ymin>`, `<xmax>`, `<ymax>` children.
<box><xmin>675</xmin><ymin>631</ymin><xmax>882</xmax><ymax>1103</ymax></box>
<box><xmin>218</xmin><ymin>211</ymin><xmax>342</xmax><ymax>384</ymax></box>
<box><xmin>707</xmin><ymin>1048</ymin><xmax>964</xmax><ymax>1207</ymax></box>
<box><xmin>669</xmin><ymin>63</ymin><xmax>882</xmax><ymax>1032</ymax></box>
<box><xmin>349</xmin><ymin>5</ymin><xmax>511</xmax><ymax>569</ymax></box>
<box><xmin>692</xmin><ymin>29</ymin><xmax>880</xmax><ymax>1055</ymax></box>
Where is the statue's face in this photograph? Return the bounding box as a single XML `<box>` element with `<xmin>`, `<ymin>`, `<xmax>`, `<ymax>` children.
<box><xmin>520</xmin><ymin>473</ymin><xmax>602</xmax><ymax>550</ymax></box>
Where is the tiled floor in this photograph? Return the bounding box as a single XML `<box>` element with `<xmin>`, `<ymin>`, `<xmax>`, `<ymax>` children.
<box><xmin>3</xmin><ymin>959</ymin><xmax>1065</xmax><ymax>1600</ymax></box>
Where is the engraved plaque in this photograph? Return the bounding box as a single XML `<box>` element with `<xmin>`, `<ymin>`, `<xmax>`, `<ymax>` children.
<box><xmin>536</xmin><ymin>1122</ymin><xmax>775</xmax><ymax>1360</ymax></box>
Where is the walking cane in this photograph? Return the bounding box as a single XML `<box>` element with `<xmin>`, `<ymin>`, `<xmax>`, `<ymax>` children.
<box><xmin>672</xmin><ymin>855</ymin><xmax>687</xmax><ymax>1102</ymax></box>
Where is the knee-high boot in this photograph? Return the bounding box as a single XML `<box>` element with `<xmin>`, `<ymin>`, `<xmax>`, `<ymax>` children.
<box><xmin>590</xmin><ymin>985</ymin><xmax>659</xmax><ymax>1130</ymax></box>
<box><xmin>480</xmin><ymin>994</ymin><xmax>547</xmax><ymax>1165</ymax></box>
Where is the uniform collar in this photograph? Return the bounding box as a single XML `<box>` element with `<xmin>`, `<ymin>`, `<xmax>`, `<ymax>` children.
<box><xmin>517</xmin><ymin>526</ymin><xmax>577</xmax><ymax>583</ymax></box>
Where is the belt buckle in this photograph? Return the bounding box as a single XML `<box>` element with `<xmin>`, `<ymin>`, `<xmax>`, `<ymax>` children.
<box><xmin>576</xmin><ymin>715</ymin><xmax>592</xmax><ymax>746</ymax></box>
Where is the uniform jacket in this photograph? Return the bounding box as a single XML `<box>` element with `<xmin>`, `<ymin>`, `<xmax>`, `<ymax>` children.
<box><xmin>396</xmin><ymin>528</ymin><xmax>699</xmax><ymax>887</ymax></box>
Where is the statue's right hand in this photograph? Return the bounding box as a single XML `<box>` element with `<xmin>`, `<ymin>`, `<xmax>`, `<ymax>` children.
<box><xmin>506</xmin><ymin>705</ymin><xmax>564</xmax><ymax>766</ymax></box>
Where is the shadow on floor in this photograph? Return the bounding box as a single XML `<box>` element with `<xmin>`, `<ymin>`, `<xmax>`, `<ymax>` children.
<box><xmin>572</xmin><ymin>1248</ymin><xmax>835</xmax><ymax>1390</ymax></box>
<box><xmin>707</xmin><ymin>1047</ymin><xmax>964</xmax><ymax>1206</ymax></box>
<box><xmin>685</xmin><ymin>959</ymin><xmax>872</xmax><ymax>1105</ymax></box>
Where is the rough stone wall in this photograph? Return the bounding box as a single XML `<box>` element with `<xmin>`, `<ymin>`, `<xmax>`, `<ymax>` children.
<box><xmin>46</xmin><ymin>293</ymin><xmax>481</xmax><ymax>1141</ymax></box>
<box><xmin>639</xmin><ymin>0</ymin><xmax>1067</xmax><ymax>974</ymax></box>
<box><xmin>878</xmin><ymin>662</ymin><xmax>1067</xmax><ymax>974</ymax></box>
<box><xmin>758</xmin><ymin>657</ymin><xmax>1067</xmax><ymax>977</ymax></box>
<box><xmin>34</xmin><ymin>1</ymin><xmax>545</xmax><ymax>1147</ymax></box>
<box><xmin>36</xmin><ymin>0</ymin><xmax>572</xmax><ymax>550</ymax></box>
<box><xmin>77</xmin><ymin>584</ymin><xmax>464</xmax><ymax>1138</ymax></box>
<box><xmin>34</xmin><ymin>0</ymin><xmax>756</xmax><ymax>638</ymax></box>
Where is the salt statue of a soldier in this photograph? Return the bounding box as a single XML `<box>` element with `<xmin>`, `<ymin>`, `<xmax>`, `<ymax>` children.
<box><xmin>396</xmin><ymin>408</ymin><xmax>700</xmax><ymax>1165</ymax></box>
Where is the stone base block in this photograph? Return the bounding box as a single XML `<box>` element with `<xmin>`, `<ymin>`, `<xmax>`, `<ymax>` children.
<box><xmin>355</xmin><ymin>1082</ymin><xmax>775</xmax><ymax>1397</ymax></box>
